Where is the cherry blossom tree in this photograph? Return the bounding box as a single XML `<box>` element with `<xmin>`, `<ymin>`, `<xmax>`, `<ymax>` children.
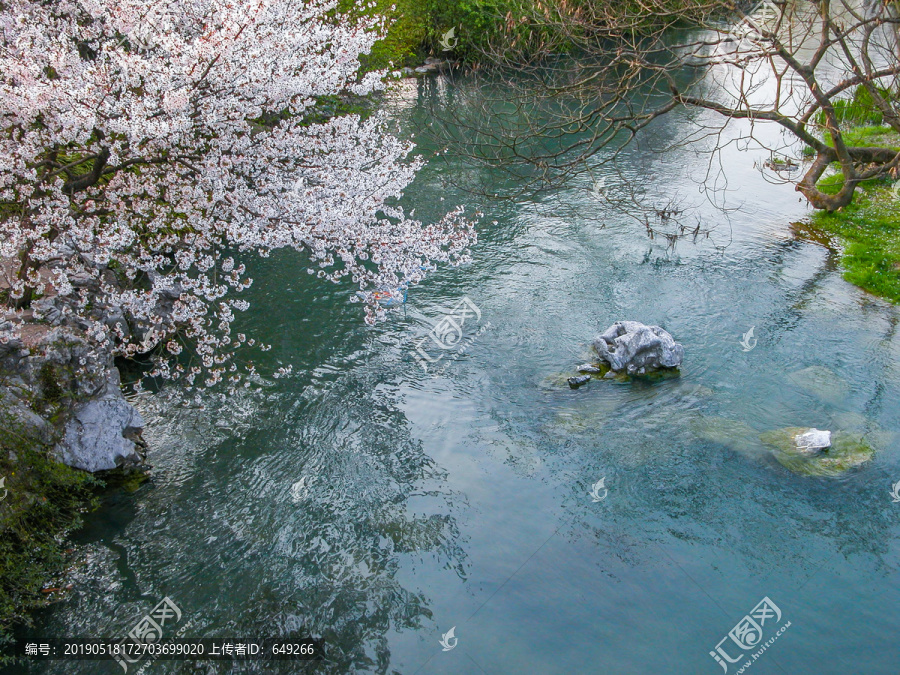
<box><xmin>0</xmin><ymin>0</ymin><xmax>475</xmax><ymax>388</ymax></box>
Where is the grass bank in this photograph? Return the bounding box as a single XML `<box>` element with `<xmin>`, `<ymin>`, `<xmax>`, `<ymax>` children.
<box><xmin>803</xmin><ymin>119</ymin><xmax>900</xmax><ymax>303</ymax></box>
<box><xmin>341</xmin><ymin>0</ymin><xmax>555</xmax><ymax>68</ymax></box>
<box><xmin>808</xmin><ymin>172</ymin><xmax>900</xmax><ymax>303</ymax></box>
<box><xmin>338</xmin><ymin>0</ymin><xmax>544</xmax><ymax>68</ymax></box>
<box><xmin>798</xmin><ymin>84</ymin><xmax>900</xmax><ymax>302</ymax></box>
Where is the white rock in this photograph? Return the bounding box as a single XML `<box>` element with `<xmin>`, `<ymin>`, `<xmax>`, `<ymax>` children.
<box><xmin>793</xmin><ymin>428</ymin><xmax>831</xmax><ymax>455</ymax></box>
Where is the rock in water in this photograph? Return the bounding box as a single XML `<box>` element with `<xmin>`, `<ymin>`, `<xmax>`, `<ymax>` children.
<box><xmin>576</xmin><ymin>364</ymin><xmax>601</xmax><ymax>374</ymax></box>
<box><xmin>1</xmin><ymin>324</ymin><xmax>148</xmax><ymax>474</ymax></box>
<box><xmin>760</xmin><ymin>427</ymin><xmax>873</xmax><ymax>477</ymax></box>
<box><xmin>567</xmin><ymin>375</ymin><xmax>591</xmax><ymax>389</ymax></box>
<box><xmin>692</xmin><ymin>416</ymin><xmax>765</xmax><ymax>459</ymax></box>
<box><xmin>53</xmin><ymin>369</ymin><xmax>146</xmax><ymax>472</ymax></box>
<box><xmin>593</xmin><ymin>321</ymin><xmax>684</xmax><ymax>374</ymax></box>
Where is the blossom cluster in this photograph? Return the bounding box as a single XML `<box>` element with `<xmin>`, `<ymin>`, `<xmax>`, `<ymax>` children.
<box><xmin>0</xmin><ymin>0</ymin><xmax>475</xmax><ymax>389</ymax></box>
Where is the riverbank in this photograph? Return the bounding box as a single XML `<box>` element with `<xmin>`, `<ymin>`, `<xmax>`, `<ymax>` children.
<box><xmin>347</xmin><ymin>0</ymin><xmax>709</xmax><ymax>68</ymax></box>
<box><xmin>806</xmin><ymin>125</ymin><xmax>900</xmax><ymax>303</ymax></box>
<box><xmin>0</xmin><ymin>320</ymin><xmax>148</xmax><ymax>654</ymax></box>
<box><xmin>0</xmin><ymin>410</ymin><xmax>100</xmax><ymax>657</ymax></box>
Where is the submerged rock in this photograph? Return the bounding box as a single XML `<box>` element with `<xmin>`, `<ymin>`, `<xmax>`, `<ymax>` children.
<box><xmin>759</xmin><ymin>427</ymin><xmax>873</xmax><ymax>477</ymax></box>
<box><xmin>830</xmin><ymin>411</ymin><xmax>895</xmax><ymax>450</ymax></box>
<box><xmin>593</xmin><ymin>321</ymin><xmax>684</xmax><ymax>375</ymax></box>
<box><xmin>540</xmin><ymin>372</ymin><xmax>584</xmax><ymax>390</ymax></box>
<box><xmin>693</xmin><ymin>416</ymin><xmax>765</xmax><ymax>458</ymax></box>
<box><xmin>787</xmin><ymin>366</ymin><xmax>850</xmax><ymax>405</ymax></box>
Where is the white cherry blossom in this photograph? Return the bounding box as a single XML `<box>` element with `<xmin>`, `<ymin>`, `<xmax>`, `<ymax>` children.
<box><xmin>0</xmin><ymin>0</ymin><xmax>475</xmax><ymax>389</ymax></box>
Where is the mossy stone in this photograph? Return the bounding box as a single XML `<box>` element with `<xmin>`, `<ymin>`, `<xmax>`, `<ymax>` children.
<box><xmin>759</xmin><ymin>427</ymin><xmax>874</xmax><ymax>477</ymax></box>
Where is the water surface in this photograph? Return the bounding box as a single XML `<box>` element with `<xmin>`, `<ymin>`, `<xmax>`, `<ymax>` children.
<box><xmin>15</xmin><ymin>65</ymin><xmax>900</xmax><ymax>675</ymax></box>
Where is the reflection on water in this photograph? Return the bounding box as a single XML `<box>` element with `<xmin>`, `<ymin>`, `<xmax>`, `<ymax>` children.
<box><xmin>13</xmin><ymin>50</ymin><xmax>900</xmax><ymax>675</ymax></box>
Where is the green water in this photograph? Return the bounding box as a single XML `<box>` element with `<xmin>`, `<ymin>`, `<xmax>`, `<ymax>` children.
<box><xmin>13</xmin><ymin>70</ymin><xmax>900</xmax><ymax>675</ymax></box>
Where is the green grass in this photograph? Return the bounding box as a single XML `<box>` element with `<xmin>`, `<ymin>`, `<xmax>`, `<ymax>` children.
<box><xmin>815</xmin><ymin>85</ymin><xmax>895</xmax><ymax>128</ymax></box>
<box><xmin>821</xmin><ymin>125</ymin><xmax>900</xmax><ymax>151</ymax></box>
<box><xmin>804</xmin><ymin>125</ymin><xmax>900</xmax><ymax>157</ymax></box>
<box><xmin>337</xmin><ymin>0</ymin><xmax>429</xmax><ymax>70</ymax></box>
<box><xmin>338</xmin><ymin>0</ymin><xmax>711</xmax><ymax>68</ymax></box>
<box><xmin>809</xmin><ymin>175</ymin><xmax>900</xmax><ymax>302</ymax></box>
<box><xmin>803</xmin><ymin>102</ymin><xmax>900</xmax><ymax>303</ymax></box>
<box><xmin>804</xmin><ymin>84</ymin><xmax>898</xmax><ymax>157</ymax></box>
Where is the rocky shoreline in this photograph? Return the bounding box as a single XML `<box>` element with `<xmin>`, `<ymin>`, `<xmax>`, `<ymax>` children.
<box><xmin>0</xmin><ymin>319</ymin><xmax>147</xmax><ymax>474</ymax></box>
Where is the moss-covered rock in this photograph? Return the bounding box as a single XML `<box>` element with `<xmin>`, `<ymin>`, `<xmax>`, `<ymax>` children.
<box><xmin>759</xmin><ymin>427</ymin><xmax>874</xmax><ymax>477</ymax></box>
<box><xmin>541</xmin><ymin>363</ymin><xmax>618</xmax><ymax>389</ymax></box>
<box><xmin>830</xmin><ymin>411</ymin><xmax>895</xmax><ymax>450</ymax></box>
<box><xmin>629</xmin><ymin>366</ymin><xmax>682</xmax><ymax>383</ymax></box>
